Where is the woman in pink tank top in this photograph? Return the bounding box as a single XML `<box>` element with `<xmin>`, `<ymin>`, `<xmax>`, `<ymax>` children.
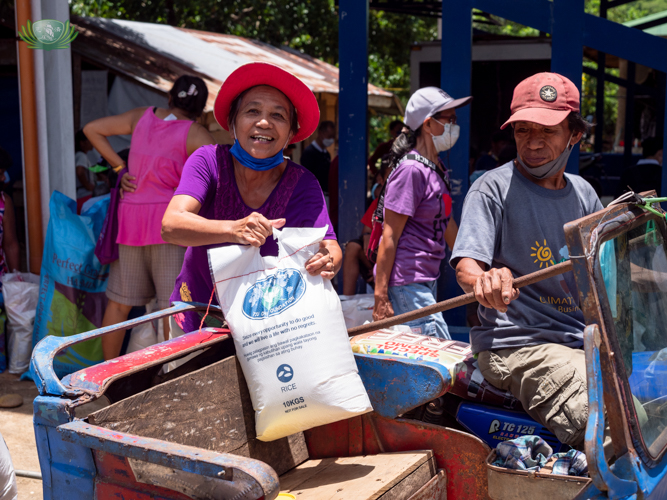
<box><xmin>84</xmin><ymin>76</ymin><xmax>215</xmax><ymax>360</ymax></box>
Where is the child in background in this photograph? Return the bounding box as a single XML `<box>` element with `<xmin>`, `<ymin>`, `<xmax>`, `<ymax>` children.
<box><xmin>75</xmin><ymin>129</ymin><xmax>96</xmax><ymax>214</ymax></box>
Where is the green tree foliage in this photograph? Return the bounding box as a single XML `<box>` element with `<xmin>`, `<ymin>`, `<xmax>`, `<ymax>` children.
<box><xmin>70</xmin><ymin>0</ymin><xmax>436</xmax><ymax>150</ymax></box>
<box><xmin>474</xmin><ymin>0</ymin><xmax>667</xmax><ymax>151</ymax></box>
<box><xmin>71</xmin><ymin>0</ymin><xmax>667</xmax><ymax>151</ymax></box>
<box><xmin>70</xmin><ymin>0</ymin><xmax>436</xmax><ymax>91</ymax></box>
<box><xmin>71</xmin><ymin>0</ymin><xmax>340</xmax><ymax>62</ymax></box>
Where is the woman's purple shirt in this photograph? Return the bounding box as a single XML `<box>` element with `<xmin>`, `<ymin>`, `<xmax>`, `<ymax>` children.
<box><xmin>169</xmin><ymin>144</ymin><xmax>336</xmax><ymax>333</ymax></box>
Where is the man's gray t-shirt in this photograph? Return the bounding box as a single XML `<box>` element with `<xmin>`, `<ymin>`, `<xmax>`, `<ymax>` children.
<box><xmin>451</xmin><ymin>161</ymin><xmax>603</xmax><ymax>354</ymax></box>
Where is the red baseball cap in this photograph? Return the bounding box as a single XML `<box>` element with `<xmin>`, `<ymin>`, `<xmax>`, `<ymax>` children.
<box><xmin>214</xmin><ymin>62</ymin><xmax>320</xmax><ymax>144</ymax></box>
<box><xmin>501</xmin><ymin>72</ymin><xmax>579</xmax><ymax>129</ymax></box>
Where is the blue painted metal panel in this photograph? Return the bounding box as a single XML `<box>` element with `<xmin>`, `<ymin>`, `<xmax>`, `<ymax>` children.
<box><xmin>552</xmin><ymin>0</ymin><xmax>584</xmax><ymax>175</ymax></box>
<box><xmin>34</xmin><ymin>425</ymin><xmax>52</xmax><ymax>494</ymax></box>
<box><xmin>354</xmin><ymin>353</ymin><xmax>450</xmax><ymax>418</ymax></box>
<box><xmin>663</xmin><ymin>80</ymin><xmax>667</xmax><ymax>199</ymax></box>
<box><xmin>440</xmin><ymin>0</ymin><xmax>472</xmax><ymax>223</ymax></box>
<box><xmin>440</xmin><ymin>0</ymin><xmax>472</xmax><ymax>328</ymax></box>
<box><xmin>472</xmin><ymin>0</ymin><xmax>552</xmax><ymax>34</ymax></box>
<box><xmin>32</xmin><ymin>396</ymin><xmax>96</xmax><ymax>500</ymax></box>
<box><xmin>33</xmin><ymin>396</ymin><xmax>73</xmax><ymax>427</ymax></box>
<box><xmin>583</xmin><ymin>14</ymin><xmax>667</xmax><ymax>74</ymax></box>
<box><xmin>47</xmin><ymin>425</ymin><xmax>96</xmax><ymax>500</ymax></box>
<box><xmin>338</xmin><ymin>0</ymin><xmax>368</xmax><ymax>249</ymax></box>
<box><xmin>456</xmin><ymin>403</ymin><xmax>565</xmax><ymax>452</ymax></box>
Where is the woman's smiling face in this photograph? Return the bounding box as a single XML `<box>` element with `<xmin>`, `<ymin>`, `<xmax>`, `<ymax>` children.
<box><xmin>232</xmin><ymin>85</ymin><xmax>294</xmax><ymax>159</ymax></box>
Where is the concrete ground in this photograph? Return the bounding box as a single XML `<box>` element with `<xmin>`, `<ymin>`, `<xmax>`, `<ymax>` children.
<box><xmin>0</xmin><ymin>371</ymin><xmax>43</xmax><ymax>500</ymax></box>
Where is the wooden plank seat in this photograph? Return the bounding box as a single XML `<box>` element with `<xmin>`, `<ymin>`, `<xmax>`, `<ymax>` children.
<box><xmin>279</xmin><ymin>451</ymin><xmax>437</xmax><ymax>500</ymax></box>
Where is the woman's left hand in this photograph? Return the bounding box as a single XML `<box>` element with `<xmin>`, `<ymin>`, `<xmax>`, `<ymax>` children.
<box><xmin>305</xmin><ymin>242</ymin><xmax>336</xmax><ymax>280</ymax></box>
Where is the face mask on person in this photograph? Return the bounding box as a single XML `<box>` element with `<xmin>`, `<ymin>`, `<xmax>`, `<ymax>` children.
<box><xmin>430</xmin><ymin>118</ymin><xmax>460</xmax><ymax>152</ymax></box>
<box><xmin>2</xmin><ymin>171</ymin><xmax>10</xmax><ymax>185</ymax></box>
<box><xmin>517</xmin><ymin>133</ymin><xmax>574</xmax><ymax>180</ymax></box>
<box><xmin>229</xmin><ymin>126</ymin><xmax>289</xmax><ymax>172</ymax></box>
<box><xmin>322</xmin><ymin>138</ymin><xmax>334</xmax><ymax>148</ymax></box>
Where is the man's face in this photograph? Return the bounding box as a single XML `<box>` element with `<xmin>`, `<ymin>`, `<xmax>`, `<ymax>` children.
<box><xmin>513</xmin><ymin>119</ymin><xmax>580</xmax><ymax>167</ymax></box>
<box><xmin>320</xmin><ymin>126</ymin><xmax>335</xmax><ymax>142</ymax></box>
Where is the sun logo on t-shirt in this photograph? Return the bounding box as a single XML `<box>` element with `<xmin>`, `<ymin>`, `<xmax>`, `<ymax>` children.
<box><xmin>531</xmin><ymin>240</ymin><xmax>554</xmax><ymax>268</ymax></box>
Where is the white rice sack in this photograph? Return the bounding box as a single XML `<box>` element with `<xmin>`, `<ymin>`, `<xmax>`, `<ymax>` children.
<box><xmin>209</xmin><ymin>226</ymin><xmax>372</xmax><ymax>441</ymax></box>
<box><xmin>3</xmin><ymin>272</ymin><xmax>40</xmax><ymax>375</ymax></box>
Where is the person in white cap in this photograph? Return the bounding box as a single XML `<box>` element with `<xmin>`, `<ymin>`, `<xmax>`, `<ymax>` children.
<box><xmin>372</xmin><ymin>87</ymin><xmax>471</xmax><ymax>339</ymax></box>
<box><xmin>451</xmin><ymin>73</ymin><xmax>606</xmax><ymax>449</ymax></box>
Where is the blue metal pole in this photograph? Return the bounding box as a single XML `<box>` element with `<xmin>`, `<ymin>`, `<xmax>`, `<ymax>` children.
<box><xmin>439</xmin><ymin>0</ymin><xmax>472</xmax><ymax>333</ymax></box>
<box><xmin>338</xmin><ymin>0</ymin><xmax>368</xmax><ymax>259</ymax></box>
<box><xmin>662</xmin><ymin>78</ymin><xmax>667</xmax><ymax>198</ymax></box>
<box><xmin>551</xmin><ymin>0</ymin><xmax>585</xmax><ymax>175</ymax></box>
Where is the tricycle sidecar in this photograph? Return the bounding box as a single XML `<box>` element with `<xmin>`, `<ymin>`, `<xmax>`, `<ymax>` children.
<box><xmin>29</xmin><ymin>194</ymin><xmax>667</xmax><ymax>499</ymax></box>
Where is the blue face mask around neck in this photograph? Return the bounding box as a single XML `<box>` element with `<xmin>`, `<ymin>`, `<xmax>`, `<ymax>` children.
<box><xmin>229</xmin><ymin>139</ymin><xmax>286</xmax><ymax>172</ymax></box>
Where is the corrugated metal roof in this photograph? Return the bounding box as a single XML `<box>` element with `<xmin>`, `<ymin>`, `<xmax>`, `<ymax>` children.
<box><xmin>71</xmin><ymin>16</ymin><xmax>401</xmax><ymax>114</ymax></box>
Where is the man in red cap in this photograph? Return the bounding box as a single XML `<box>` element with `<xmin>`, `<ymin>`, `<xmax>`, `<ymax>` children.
<box><xmin>450</xmin><ymin>73</ymin><xmax>603</xmax><ymax>449</ymax></box>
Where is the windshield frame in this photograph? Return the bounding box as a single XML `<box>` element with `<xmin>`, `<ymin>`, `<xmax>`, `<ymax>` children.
<box><xmin>585</xmin><ymin>206</ymin><xmax>667</xmax><ymax>467</ymax></box>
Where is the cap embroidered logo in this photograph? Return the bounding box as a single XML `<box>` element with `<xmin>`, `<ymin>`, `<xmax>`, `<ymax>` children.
<box><xmin>539</xmin><ymin>85</ymin><xmax>557</xmax><ymax>102</ymax></box>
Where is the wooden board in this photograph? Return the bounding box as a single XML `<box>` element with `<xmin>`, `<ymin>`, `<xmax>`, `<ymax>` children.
<box><xmin>279</xmin><ymin>451</ymin><xmax>436</xmax><ymax>500</ymax></box>
<box><xmin>408</xmin><ymin>470</ymin><xmax>447</xmax><ymax>500</ymax></box>
<box><xmin>89</xmin><ymin>355</ymin><xmax>308</xmax><ymax>476</ymax></box>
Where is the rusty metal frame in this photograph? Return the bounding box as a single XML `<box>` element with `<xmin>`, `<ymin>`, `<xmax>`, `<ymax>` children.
<box><xmin>565</xmin><ymin>194</ymin><xmax>667</xmax><ymax>469</ymax></box>
<box><xmin>590</xmin><ymin>211</ymin><xmax>667</xmax><ymax>468</ymax></box>
<box><xmin>58</xmin><ymin>420</ymin><xmax>280</xmax><ymax>500</ymax></box>
<box><xmin>584</xmin><ymin>324</ymin><xmax>639</xmax><ymax>497</ymax></box>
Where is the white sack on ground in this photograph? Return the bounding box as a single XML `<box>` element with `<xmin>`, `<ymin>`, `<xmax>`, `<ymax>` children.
<box><xmin>3</xmin><ymin>272</ymin><xmax>40</xmax><ymax>375</ymax></box>
<box><xmin>127</xmin><ymin>300</ymin><xmax>160</xmax><ymax>354</ymax></box>
<box><xmin>339</xmin><ymin>294</ymin><xmax>374</xmax><ymax>329</ymax></box>
<box><xmin>0</xmin><ymin>432</ymin><xmax>17</xmax><ymax>500</ymax></box>
<box><xmin>126</xmin><ymin>322</ymin><xmax>158</xmax><ymax>354</ymax></box>
<box><xmin>209</xmin><ymin>226</ymin><xmax>372</xmax><ymax>441</ymax></box>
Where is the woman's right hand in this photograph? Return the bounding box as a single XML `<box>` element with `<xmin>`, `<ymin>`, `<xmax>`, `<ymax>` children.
<box><xmin>234</xmin><ymin>212</ymin><xmax>286</xmax><ymax>247</ymax></box>
<box><xmin>119</xmin><ymin>173</ymin><xmax>137</xmax><ymax>199</ymax></box>
<box><xmin>373</xmin><ymin>293</ymin><xmax>394</xmax><ymax>322</ymax></box>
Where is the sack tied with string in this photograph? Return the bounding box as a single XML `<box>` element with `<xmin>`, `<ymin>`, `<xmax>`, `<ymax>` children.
<box><xmin>209</xmin><ymin>226</ymin><xmax>372</xmax><ymax>441</ymax></box>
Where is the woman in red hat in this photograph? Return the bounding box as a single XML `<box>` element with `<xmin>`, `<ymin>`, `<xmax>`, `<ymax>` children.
<box><xmin>162</xmin><ymin>62</ymin><xmax>341</xmax><ymax>335</ymax></box>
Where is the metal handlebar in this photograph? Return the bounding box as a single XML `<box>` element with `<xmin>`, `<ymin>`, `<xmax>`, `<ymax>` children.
<box><xmin>30</xmin><ymin>301</ymin><xmax>222</xmax><ymax>398</ymax></box>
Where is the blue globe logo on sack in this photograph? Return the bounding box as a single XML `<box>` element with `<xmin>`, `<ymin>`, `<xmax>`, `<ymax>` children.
<box><xmin>242</xmin><ymin>268</ymin><xmax>306</xmax><ymax>320</ymax></box>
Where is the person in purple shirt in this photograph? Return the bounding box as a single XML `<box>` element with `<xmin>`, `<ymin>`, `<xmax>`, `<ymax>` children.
<box><xmin>162</xmin><ymin>62</ymin><xmax>341</xmax><ymax>334</ymax></box>
<box><xmin>373</xmin><ymin>87</ymin><xmax>471</xmax><ymax>339</ymax></box>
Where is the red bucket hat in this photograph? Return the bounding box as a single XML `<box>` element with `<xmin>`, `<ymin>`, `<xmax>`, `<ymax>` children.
<box><xmin>214</xmin><ymin>62</ymin><xmax>320</xmax><ymax>144</ymax></box>
<box><xmin>501</xmin><ymin>72</ymin><xmax>579</xmax><ymax>129</ymax></box>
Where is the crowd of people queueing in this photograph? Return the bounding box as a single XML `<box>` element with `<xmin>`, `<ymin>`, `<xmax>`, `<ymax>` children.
<box><xmin>70</xmin><ymin>61</ymin><xmax>667</xmax><ymax>467</ymax></box>
<box><xmin>0</xmin><ymin>50</ymin><xmax>657</xmax><ymax>478</ymax></box>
